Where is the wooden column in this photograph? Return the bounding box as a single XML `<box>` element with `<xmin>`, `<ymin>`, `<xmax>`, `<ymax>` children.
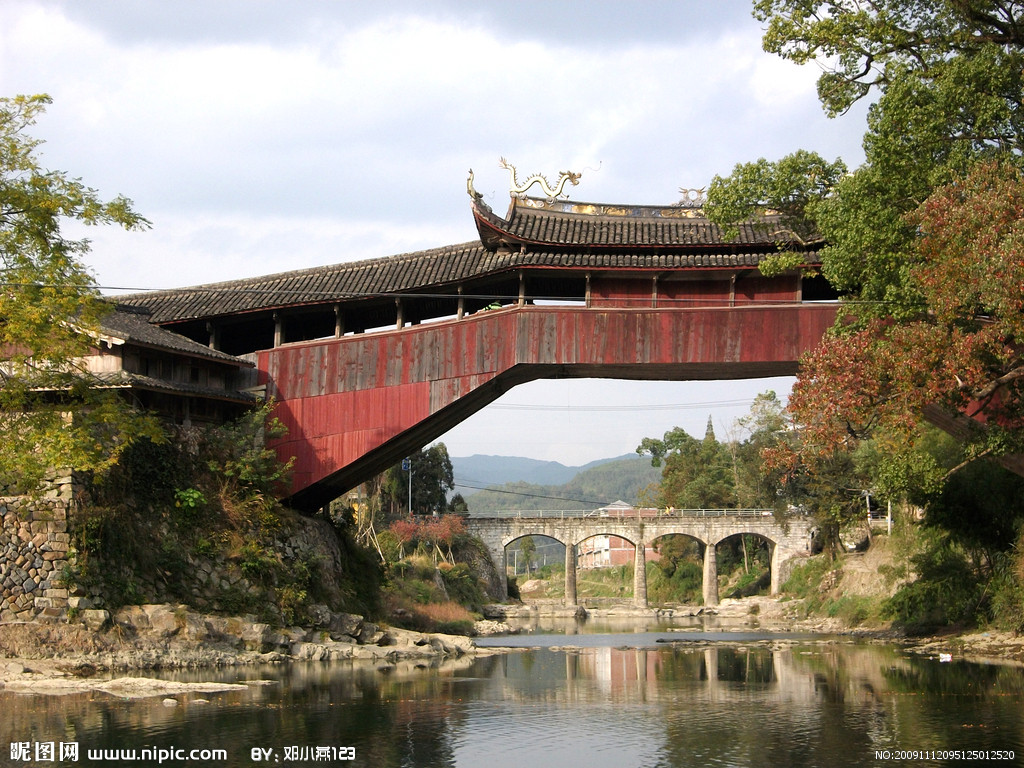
<box><xmin>273</xmin><ymin>313</ymin><xmax>283</xmax><ymax>347</ymax></box>
<box><xmin>206</xmin><ymin>322</ymin><xmax>220</xmax><ymax>351</ymax></box>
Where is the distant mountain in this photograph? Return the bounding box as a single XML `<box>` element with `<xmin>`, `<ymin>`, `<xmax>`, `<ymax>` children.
<box><xmin>452</xmin><ymin>453</ymin><xmax>637</xmax><ymax>495</ymax></box>
<box><xmin>457</xmin><ymin>454</ymin><xmax>662</xmax><ymax>515</ymax></box>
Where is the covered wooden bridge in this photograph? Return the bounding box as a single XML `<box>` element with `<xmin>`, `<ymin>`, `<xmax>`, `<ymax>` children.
<box><xmin>122</xmin><ymin>182</ymin><xmax>837</xmax><ymax>510</ymax></box>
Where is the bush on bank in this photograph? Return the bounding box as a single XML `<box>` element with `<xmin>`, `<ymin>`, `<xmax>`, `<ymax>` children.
<box><xmin>377</xmin><ymin>516</ymin><xmax>498</xmax><ymax>635</ymax></box>
<box><xmin>68</xmin><ymin>407</ymin><xmax>382</xmax><ymax>625</ymax></box>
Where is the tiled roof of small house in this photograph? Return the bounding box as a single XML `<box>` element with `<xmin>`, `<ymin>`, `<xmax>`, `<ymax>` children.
<box><xmin>94</xmin><ymin>370</ymin><xmax>260</xmax><ymax>404</ymax></box>
<box><xmin>99</xmin><ymin>306</ymin><xmax>252</xmax><ymax>366</ymax></box>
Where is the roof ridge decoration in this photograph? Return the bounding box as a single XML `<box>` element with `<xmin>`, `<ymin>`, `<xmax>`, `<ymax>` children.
<box><xmin>514</xmin><ymin>197</ymin><xmax>711</xmax><ymax>220</ymax></box>
<box><xmin>677</xmin><ymin>187</ymin><xmax>707</xmax><ymax>208</ymax></box>
<box><xmin>499</xmin><ymin>157</ymin><xmax>581</xmax><ymax>200</ymax></box>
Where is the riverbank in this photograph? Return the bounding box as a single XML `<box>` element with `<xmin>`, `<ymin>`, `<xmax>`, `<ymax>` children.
<box><xmin>0</xmin><ymin>602</ymin><xmax>506</xmax><ymax>696</ymax></box>
<box><xmin>484</xmin><ymin>596</ymin><xmax>1024</xmax><ymax>664</ymax></box>
<box><xmin>3</xmin><ymin>596</ymin><xmax>1022</xmax><ymax>698</ymax></box>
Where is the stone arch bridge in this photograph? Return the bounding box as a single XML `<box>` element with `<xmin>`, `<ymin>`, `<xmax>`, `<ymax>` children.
<box><xmin>466</xmin><ymin>510</ymin><xmax>815</xmax><ymax>608</ymax></box>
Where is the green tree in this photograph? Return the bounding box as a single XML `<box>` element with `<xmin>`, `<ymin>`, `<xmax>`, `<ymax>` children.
<box><xmin>638</xmin><ymin>419</ymin><xmax>736</xmax><ymax>508</ymax></box>
<box><xmin>701</xmin><ymin>3</ymin><xmax>1024</xmax><ymax>620</ymax></box>
<box><xmin>518</xmin><ymin>535</ymin><xmax>537</xmax><ymax>574</ymax></box>
<box><xmin>448</xmin><ymin>492</ymin><xmax>469</xmax><ymax>515</ymax></box>
<box><xmin>0</xmin><ymin>94</ymin><xmax>161</xmax><ymax>490</ymax></box>
<box><xmin>731</xmin><ymin>390</ymin><xmax>791</xmax><ymax>508</ymax></box>
<box><xmin>776</xmin><ymin>159</ymin><xmax>1024</xmax><ymax>487</ymax></box>
<box><xmin>370</xmin><ymin>443</ymin><xmax>456</xmax><ymax>518</ymax></box>
<box><xmin>405</xmin><ymin>443</ymin><xmax>455</xmax><ymax>515</ymax></box>
<box><xmin>709</xmin><ymin>4</ymin><xmax>1024</xmax><ymax>485</ymax></box>
<box><xmin>716</xmin><ymin>3</ymin><xmax>1024</xmax><ymax>310</ymax></box>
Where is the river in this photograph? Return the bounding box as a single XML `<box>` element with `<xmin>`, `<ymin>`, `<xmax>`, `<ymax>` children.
<box><xmin>2</xmin><ymin>622</ymin><xmax>1022</xmax><ymax>767</ymax></box>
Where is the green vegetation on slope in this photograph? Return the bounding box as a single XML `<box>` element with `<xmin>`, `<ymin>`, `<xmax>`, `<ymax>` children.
<box><xmin>375</xmin><ymin>515</ymin><xmax>499</xmax><ymax>635</ymax></box>
<box><xmin>466</xmin><ymin>456</ymin><xmax>661</xmax><ymax>514</ymax></box>
<box><xmin>70</xmin><ymin>406</ymin><xmax>382</xmax><ymax>623</ymax></box>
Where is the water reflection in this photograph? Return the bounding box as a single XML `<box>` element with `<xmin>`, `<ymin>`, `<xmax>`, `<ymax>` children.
<box><xmin>1</xmin><ymin>644</ymin><xmax>1021</xmax><ymax>768</ymax></box>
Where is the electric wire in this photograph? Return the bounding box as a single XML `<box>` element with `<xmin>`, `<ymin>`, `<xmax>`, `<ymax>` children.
<box><xmin>452</xmin><ymin>478</ymin><xmax>611</xmax><ymax>506</ymax></box>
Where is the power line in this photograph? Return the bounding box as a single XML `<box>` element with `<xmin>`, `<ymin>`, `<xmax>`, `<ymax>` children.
<box><xmin>487</xmin><ymin>398</ymin><xmax>757</xmax><ymax>412</ymax></box>
<box><xmin>453</xmin><ymin>478</ymin><xmax>610</xmax><ymax>506</ymax></box>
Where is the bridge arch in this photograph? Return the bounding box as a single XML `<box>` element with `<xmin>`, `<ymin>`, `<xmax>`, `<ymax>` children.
<box><xmin>262</xmin><ymin>303</ymin><xmax>836</xmax><ymax>511</ymax></box>
<box><xmin>647</xmin><ymin>533</ymin><xmax>707</xmax><ymax>605</ymax></box>
<box><xmin>504</xmin><ymin>534</ymin><xmax>566</xmax><ymax>585</ymax></box>
<box><xmin>712</xmin><ymin>532</ymin><xmax>775</xmax><ymax>599</ymax></box>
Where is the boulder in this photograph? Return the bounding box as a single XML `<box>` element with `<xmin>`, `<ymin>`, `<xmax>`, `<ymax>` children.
<box><xmin>357</xmin><ymin>622</ymin><xmax>385</xmax><ymax>646</ymax></box>
<box><xmin>240</xmin><ymin>622</ymin><xmax>273</xmax><ymax>652</ymax></box>
<box><xmin>113</xmin><ymin>606</ymin><xmax>149</xmax><ymax>632</ymax></box>
<box><xmin>328</xmin><ymin>612</ymin><xmax>364</xmax><ymax>640</ymax></box>
<box><xmin>306</xmin><ymin>604</ymin><xmax>333</xmax><ymax>628</ymax></box>
<box><xmin>380</xmin><ymin>627</ymin><xmax>431</xmax><ymax>648</ymax></box>
<box><xmin>143</xmin><ymin>605</ymin><xmax>184</xmax><ymax>638</ymax></box>
<box><xmin>80</xmin><ymin>609</ymin><xmax>110</xmax><ymax>632</ymax></box>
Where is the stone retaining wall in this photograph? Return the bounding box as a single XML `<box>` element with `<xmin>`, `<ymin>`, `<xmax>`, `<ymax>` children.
<box><xmin>0</xmin><ymin>478</ymin><xmax>77</xmax><ymax>621</ymax></box>
<box><xmin>1</xmin><ymin>478</ymin><xmax>360</xmax><ymax>626</ymax></box>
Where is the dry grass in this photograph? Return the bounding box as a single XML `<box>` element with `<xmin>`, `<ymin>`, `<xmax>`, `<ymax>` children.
<box><xmin>0</xmin><ymin>623</ymin><xmax>131</xmax><ymax>660</ymax></box>
<box><xmin>417</xmin><ymin>601</ymin><xmax>474</xmax><ymax>625</ymax></box>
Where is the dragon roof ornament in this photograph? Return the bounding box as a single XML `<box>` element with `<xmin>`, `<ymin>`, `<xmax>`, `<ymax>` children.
<box><xmin>676</xmin><ymin>187</ymin><xmax>707</xmax><ymax>208</ymax></box>
<box><xmin>499</xmin><ymin>157</ymin><xmax>582</xmax><ymax>201</ymax></box>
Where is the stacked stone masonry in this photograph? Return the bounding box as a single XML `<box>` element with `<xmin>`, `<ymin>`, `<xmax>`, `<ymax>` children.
<box><xmin>0</xmin><ymin>477</ymin><xmax>77</xmax><ymax>621</ymax></box>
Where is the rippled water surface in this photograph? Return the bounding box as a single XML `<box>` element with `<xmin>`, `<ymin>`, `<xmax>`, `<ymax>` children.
<box><xmin>3</xmin><ymin>635</ymin><xmax>1023</xmax><ymax>767</ymax></box>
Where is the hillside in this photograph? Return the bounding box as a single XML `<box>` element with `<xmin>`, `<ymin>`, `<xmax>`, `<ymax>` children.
<box><xmin>462</xmin><ymin>455</ymin><xmax>661</xmax><ymax>514</ymax></box>
<box><xmin>452</xmin><ymin>454</ymin><xmax>638</xmax><ymax>496</ymax></box>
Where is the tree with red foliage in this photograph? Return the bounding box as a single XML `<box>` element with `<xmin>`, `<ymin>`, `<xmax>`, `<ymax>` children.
<box><xmin>388</xmin><ymin>514</ymin><xmax>466</xmax><ymax>563</ymax></box>
<box><xmin>781</xmin><ymin>160</ymin><xmax>1024</xmax><ymax>491</ymax></box>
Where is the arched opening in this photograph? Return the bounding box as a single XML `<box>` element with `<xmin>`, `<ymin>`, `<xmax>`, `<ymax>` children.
<box><xmin>715</xmin><ymin>533</ymin><xmax>774</xmax><ymax>598</ymax></box>
<box><xmin>504</xmin><ymin>534</ymin><xmax>564</xmax><ymax>601</ymax></box>
<box><xmin>714</xmin><ymin>647</ymin><xmax>777</xmax><ymax>684</ymax></box>
<box><xmin>575</xmin><ymin>533</ymin><xmax>640</xmax><ymax>603</ymax></box>
<box><xmin>647</xmin><ymin>533</ymin><xmax>705</xmax><ymax>605</ymax></box>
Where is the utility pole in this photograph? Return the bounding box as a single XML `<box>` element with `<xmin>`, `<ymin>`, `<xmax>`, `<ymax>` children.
<box><xmin>402</xmin><ymin>457</ymin><xmax>412</xmax><ymax>515</ymax></box>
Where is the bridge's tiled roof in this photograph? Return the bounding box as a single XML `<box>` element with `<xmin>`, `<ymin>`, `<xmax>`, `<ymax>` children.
<box><xmin>471</xmin><ymin>197</ymin><xmax>794</xmax><ymax>251</ymax></box>
<box><xmin>120</xmin><ymin>199</ymin><xmax>819</xmax><ymax>324</ymax></box>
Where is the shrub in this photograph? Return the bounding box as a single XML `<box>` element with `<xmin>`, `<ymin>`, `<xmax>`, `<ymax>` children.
<box><xmin>985</xmin><ymin>549</ymin><xmax>1024</xmax><ymax>633</ymax></box>
<box><xmin>781</xmin><ymin>556</ymin><xmax>835</xmax><ymax>599</ymax></box>
<box><xmin>440</xmin><ymin>563</ymin><xmax>486</xmax><ymax>608</ymax></box>
<box><xmin>825</xmin><ymin>595</ymin><xmax>881</xmax><ymax>627</ymax></box>
<box><xmin>883</xmin><ymin>539</ymin><xmax>982</xmax><ymax>634</ymax></box>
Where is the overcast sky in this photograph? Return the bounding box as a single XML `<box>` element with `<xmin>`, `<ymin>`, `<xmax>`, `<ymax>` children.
<box><xmin>1</xmin><ymin>1</ymin><xmax>869</xmax><ymax>468</ymax></box>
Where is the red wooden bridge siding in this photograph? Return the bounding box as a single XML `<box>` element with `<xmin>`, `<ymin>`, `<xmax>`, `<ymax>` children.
<box><xmin>259</xmin><ymin>302</ymin><xmax>838</xmax><ymax>511</ymax></box>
